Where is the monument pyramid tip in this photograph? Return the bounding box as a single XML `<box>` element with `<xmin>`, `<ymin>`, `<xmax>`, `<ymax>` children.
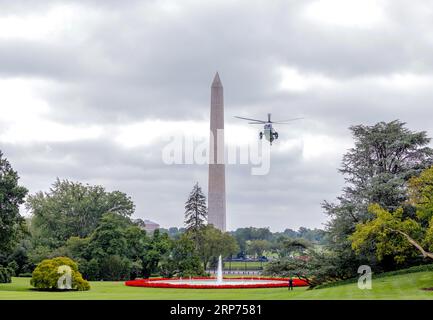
<box><xmin>212</xmin><ymin>72</ymin><xmax>222</xmax><ymax>87</ymax></box>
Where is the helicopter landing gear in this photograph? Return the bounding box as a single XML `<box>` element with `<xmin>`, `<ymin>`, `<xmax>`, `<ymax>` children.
<box><xmin>259</xmin><ymin>132</ymin><xmax>263</xmax><ymax>139</ymax></box>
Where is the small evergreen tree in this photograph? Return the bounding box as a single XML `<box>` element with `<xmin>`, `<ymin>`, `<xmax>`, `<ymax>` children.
<box><xmin>184</xmin><ymin>183</ymin><xmax>208</xmax><ymax>245</ymax></box>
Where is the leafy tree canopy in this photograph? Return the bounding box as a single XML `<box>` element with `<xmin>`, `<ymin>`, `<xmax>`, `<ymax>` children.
<box><xmin>352</xmin><ymin>166</ymin><xmax>433</xmax><ymax>263</ymax></box>
<box><xmin>324</xmin><ymin>120</ymin><xmax>433</xmax><ymax>274</ymax></box>
<box><xmin>27</xmin><ymin>178</ymin><xmax>135</xmax><ymax>247</ymax></box>
<box><xmin>0</xmin><ymin>150</ymin><xmax>28</xmax><ymax>255</ymax></box>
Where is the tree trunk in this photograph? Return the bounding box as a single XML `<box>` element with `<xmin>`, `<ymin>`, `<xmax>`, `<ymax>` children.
<box><xmin>388</xmin><ymin>228</ymin><xmax>433</xmax><ymax>259</ymax></box>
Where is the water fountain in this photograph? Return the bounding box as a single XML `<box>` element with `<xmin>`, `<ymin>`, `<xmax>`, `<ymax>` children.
<box><xmin>216</xmin><ymin>255</ymin><xmax>223</xmax><ymax>284</ymax></box>
<box><xmin>125</xmin><ymin>255</ymin><xmax>309</xmax><ymax>289</ymax></box>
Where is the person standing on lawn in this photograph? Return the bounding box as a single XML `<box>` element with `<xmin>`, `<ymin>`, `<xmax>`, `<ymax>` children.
<box><xmin>288</xmin><ymin>277</ymin><xmax>293</xmax><ymax>291</ymax></box>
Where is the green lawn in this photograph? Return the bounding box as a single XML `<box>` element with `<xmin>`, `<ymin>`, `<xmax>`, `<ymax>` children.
<box><xmin>1</xmin><ymin>272</ymin><xmax>433</xmax><ymax>300</ymax></box>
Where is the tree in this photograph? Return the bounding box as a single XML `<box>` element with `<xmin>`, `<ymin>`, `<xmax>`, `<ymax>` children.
<box><xmin>263</xmin><ymin>251</ymin><xmax>348</xmax><ymax>287</ymax></box>
<box><xmin>0</xmin><ymin>151</ymin><xmax>28</xmax><ymax>256</ymax></box>
<box><xmin>246</xmin><ymin>240</ymin><xmax>270</xmax><ymax>258</ymax></box>
<box><xmin>351</xmin><ymin>166</ymin><xmax>433</xmax><ymax>263</ymax></box>
<box><xmin>78</xmin><ymin>212</ymin><xmax>151</xmax><ymax>280</ymax></box>
<box><xmin>281</xmin><ymin>238</ymin><xmax>312</xmax><ymax>257</ymax></box>
<box><xmin>27</xmin><ymin>179</ymin><xmax>135</xmax><ymax>248</ymax></box>
<box><xmin>141</xmin><ymin>229</ymin><xmax>171</xmax><ymax>278</ymax></box>
<box><xmin>30</xmin><ymin>257</ymin><xmax>90</xmax><ymax>291</ymax></box>
<box><xmin>324</xmin><ymin>120</ymin><xmax>433</xmax><ymax>275</ymax></box>
<box><xmin>159</xmin><ymin>233</ymin><xmax>204</xmax><ymax>278</ymax></box>
<box><xmin>86</xmin><ymin>213</ymin><xmax>131</xmax><ymax>259</ymax></box>
<box><xmin>231</xmin><ymin>227</ymin><xmax>272</xmax><ymax>255</ymax></box>
<box><xmin>197</xmin><ymin>225</ymin><xmax>238</xmax><ymax>271</ymax></box>
<box><xmin>184</xmin><ymin>183</ymin><xmax>207</xmax><ymax>246</ymax></box>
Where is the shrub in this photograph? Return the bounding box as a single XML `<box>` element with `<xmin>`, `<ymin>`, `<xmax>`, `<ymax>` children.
<box><xmin>98</xmin><ymin>255</ymin><xmax>131</xmax><ymax>281</ymax></box>
<box><xmin>79</xmin><ymin>258</ymin><xmax>100</xmax><ymax>281</ymax></box>
<box><xmin>7</xmin><ymin>261</ymin><xmax>18</xmax><ymax>276</ymax></box>
<box><xmin>0</xmin><ymin>266</ymin><xmax>13</xmax><ymax>283</ymax></box>
<box><xmin>30</xmin><ymin>257</ymin><xmax>90</xmax><ymax>291</ymax></box>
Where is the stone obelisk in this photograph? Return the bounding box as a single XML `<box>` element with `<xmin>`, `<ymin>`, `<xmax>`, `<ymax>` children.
<box><xmin>208</xmin><ymin>72</ymin><xmax>226</xmax><ymax>231</ymax></box>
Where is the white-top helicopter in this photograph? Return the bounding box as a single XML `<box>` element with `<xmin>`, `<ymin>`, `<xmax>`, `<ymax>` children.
<box><xmin>234</xmin><ymin>113</ymin><xmax>303</xmax><ymax>145</ymax></box>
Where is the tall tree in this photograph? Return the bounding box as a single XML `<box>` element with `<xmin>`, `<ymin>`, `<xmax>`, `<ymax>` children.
<box><xmin>141</xmin><ymin>229</ymin><xmax>171</xmax><ymax>278</ymax></box>
<box><xmin>246</xmin><ymin>239</ymin><xmax>270</xmax><ymax>258</ymax></box>
<box><xmin>159</xmin><ymin>233</ymin><xmax>204</xmax><ymax>278</ymax></box>
<box><xmin>196</xmin><ymin>225</ymin><xmax>238</xmax><ymax>271</ymax></box>
<box><xmin>184</xmin><ymin>182</ymin><xmax>207</xmax><ymax>245</ymax></box>
<box><xmin>324</xmin><ymin>120</ymin><xmax>433</xmax><ymax>274</ymax></box>
<box><xmin>231</xmin><ymin>227</ymin><xmax>272</xmax><ymax>255</ymax></box>
<box><xmin>27</xmin><ymin>178</ymin><xmax>135</xmax><ymax>247</ymax></box>
<box><xmin>0</xmin><ymin>151</ymin><xmax>28</xmax><ymax>256</ymax></box>
<box><xmin>352</xmin><ymin>166</ymin><xmax>433</xmax><ymax>263</ymax></box>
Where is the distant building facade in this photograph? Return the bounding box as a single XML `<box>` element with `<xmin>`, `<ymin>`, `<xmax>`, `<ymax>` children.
<box><xmin>133</xmin><ymin>218</ymin><xmax>160</xmax><ymax>234</ymax></box>
<box><xmin>143</xmin><ymin>219</ymin><xmax>160</xmax><ymax>233</ymax></box>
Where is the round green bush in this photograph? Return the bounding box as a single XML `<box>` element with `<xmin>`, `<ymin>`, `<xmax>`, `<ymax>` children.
<box><xmin>31</xmin><ymin>257</ymin><xmax>90</xmax><ymax>291</ymax></box>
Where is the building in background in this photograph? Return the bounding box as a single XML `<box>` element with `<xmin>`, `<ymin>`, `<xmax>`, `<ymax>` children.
<box><xmin>133</xmin><ymin>218</ymin><xmax>160</xmax><ymax>234</ymax></box>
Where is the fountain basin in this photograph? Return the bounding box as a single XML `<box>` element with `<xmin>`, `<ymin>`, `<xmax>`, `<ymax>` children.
<box><xmin>125</xmin><ymin>277</ymin><xmax>309</xmax><ymax>289</ymax></box>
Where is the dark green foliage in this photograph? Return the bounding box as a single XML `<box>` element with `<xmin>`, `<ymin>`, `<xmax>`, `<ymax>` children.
<box><xmin>97</xmin><ymin>255</ymin><xmax>131</xmax><ymax>281</ymax></box>
<box><xmin>7</xmin><ymin>240</ymin><xmax>33</xmax><ymax>275</ymax></box>
<box><xmin>79</xmin><ymin>258</ymin><xmax>99</xmax><ymax>281</ymax></box>
<box><xmin>280</xmin><ymin>238</ymin><xmax>312</xmax><ymax>257</ymax></box>
<box><xmin>197</xmin><ymin>225</ymin><xmax>239</xmax><ymax>270</ymax></box>
<box><xmin>184</xmin><ymin>183</ymin><xmax>207</xmax><ymax>246</ymax></box>
<box><xmin>159</xmin><ymin>234</ymin><xmax>204</xmax><ymax>278</ymax></box>
<box><xmin>263</xmin><ymin>251</ymin><xmax>356</xmax><ymax>287</ymax></box>
<box><xmin>7</xmin><ymin>260</ymin><xmax>18</xmax><ymax>276</ymax></box>
<box><xmin>0</xmin><ymin>151</ymin><xmax>28</xmax><ymax>255</ymax></box>
<box><xmin>246</xmin><ymin>239</ymin><xmax>271</xmax><ymax>258</ymax></box>
<box><xmin>159</xmin><ymin>227</ymin><xmax>186</xmax><ymax>239</ymax></box>
<box><xmin>141</xmin><ymin>229</ymin><xmax>171</xmax><ymax>278</ymax></box>
<box><xmin>230</xmin><ymin>227</ymin><xmax>272</xmax><ymax>255</ymax></box>
<box><xmin>230</xmin><ymin>227</ymin><xmax>324</xmax><ymax>259</ymax></box>
<box><xmin>27</xmin><ymin>178</ymin><xmax>135</xmax><ymax>247</ymax></box>
<box><xmin>86</xmin><ymin>213</ymin><xmax>131</xmax><ymax>258</ymax></box>
<box><xmin>30</xmin><ymin>257</ymin><xmax>90</xmax><ymax>291</ymax></box>
<box><xmin>77</xmin><ymin>213</ymin><xmax>149</xmax><ymax>280</ymax></box>
<box><xmin>324</xmin><ymin>120</ymin><xmax>433</xmax><ymax>277</ymax></box>
<box><xmin>0</xmin><ymin>266</ymin><xmax>13</xmax><ymax>283</ymax></box>
<box><xmin>282</xmin><ymin>227</ymin><xmax>326</xmax><ymax>243</ymax></box>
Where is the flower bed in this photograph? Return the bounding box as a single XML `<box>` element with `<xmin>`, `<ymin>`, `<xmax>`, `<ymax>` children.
<box><xmin>125</xmin><ymin>277</ymin><xmax>309</xmax><ymax>289</ymax></box>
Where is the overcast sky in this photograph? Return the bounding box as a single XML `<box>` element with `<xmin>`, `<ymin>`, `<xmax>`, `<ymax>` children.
<box><xmin>1</xmin><ymin>0</ymin><xmax>433</xmax><ymax>231</ymax></box>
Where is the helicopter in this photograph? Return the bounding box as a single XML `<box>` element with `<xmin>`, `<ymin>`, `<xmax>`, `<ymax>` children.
<box><xmin>234</xmin><ymin>113</ymin><xmax>303</xmax><ymax>145</ymax></box>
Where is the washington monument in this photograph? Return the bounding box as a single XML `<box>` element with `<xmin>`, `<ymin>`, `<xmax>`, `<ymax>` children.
<box><xmin>208</xmin><ymin>72</ymin><xmax>226</xmax><ymax>231</ymax></box>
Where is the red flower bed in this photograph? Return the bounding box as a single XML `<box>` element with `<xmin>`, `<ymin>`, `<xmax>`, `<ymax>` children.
<box><xmin>124</xmin><ymin>277</ymin><xmax>309</xmax><ymax>289</ymax></box>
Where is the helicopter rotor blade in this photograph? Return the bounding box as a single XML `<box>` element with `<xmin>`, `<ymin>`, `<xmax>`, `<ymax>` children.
<box><xmin>272</xmin><ymin>117</ymin><xmax>304</xmax><ymax>124</ymax></box>
<box><xmin>248</xmin><ymin>122</ymin><xmax>264</xmax><ymax>124</ymax></box>
<box><xmin>234</xmin><ymin>116</ymin><xmax>266</xmax><ymax>123</ymax></box>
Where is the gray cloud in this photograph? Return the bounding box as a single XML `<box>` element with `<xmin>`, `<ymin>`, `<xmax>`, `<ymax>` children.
<box><xmin>1</xmin><ymin>0</ymin><xmax>433</xmax><ymax>230</ymax></box>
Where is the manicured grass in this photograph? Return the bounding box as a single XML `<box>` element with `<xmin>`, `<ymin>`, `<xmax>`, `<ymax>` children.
<box><xmin>1</xmin><ymin>272</ymin><xmax>433</xmax><ymax>300</ymax></box>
